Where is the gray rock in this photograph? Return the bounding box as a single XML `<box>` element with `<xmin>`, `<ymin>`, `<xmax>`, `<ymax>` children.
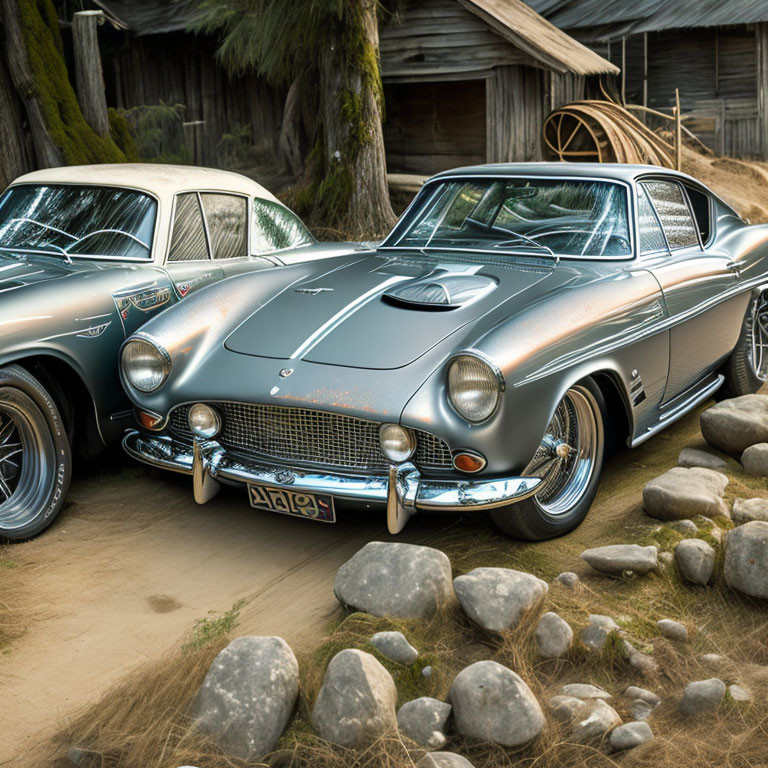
<box><xmin>733</xmin><ymin>498</ymin><xmax>768</xmax><ymax>525</ymax></box>
<box><xmin>680</xmin><ymin>678</ymin><xmax>726</xmax><ymax>716</ymax></box>
<box><xmin>334</xmin><ymin>542</ymin><xmax>452</xmax><ymax>619</ymax></box>
<box><xmin>453</xmin><ymin>567</ymin><xmax>548</xmax><ymax>632</ymax></box>
<box><xmin>700</xmin><ymin>653</ymin><xmax>727</xmax><ymax>667</ymax></box>
<box><xmin>628</xmin><ymin>651</ymin><xmax>659</xmax><ymax>676</ymax></box>
<box><xmin>449</xmin><ymin>661</ymin><xmax>545</xmax><ymax>746</ymax></box>
<box><xmin>679</xmin><ymin>447</ymin><xmax>727</xmax><ymax>470</ymax></box>
<box><xmin>580</xmin><ymin>615</ymin><xmax>620</xmax><ymax>651</ymax></box>
<box><xmin>560</xmin><ymin>683</ymin><xmax>612</xmax><ymax>700</ymax></box>
<box><xmin>643</xmin><ymin>467</ymin><xmax>730</xmax><ymax>521</ymax></box>
<box><xmin>671</xmin><ymin>519</ymin><xmax>699</xmax><ymax>535</ymax></box>
<box><xmin>570</xmin><ymin>699</ymin><xmax>622</xmax><ymax>743</ymax></box>
<box><xmin>625</xmin><ymin>686</ymin><xmax>661</xmax><ymax>708</ymax></box>
<box><xmin>659</xmin><ymin>551</ymin><xmax>674</xmax><ymax>568</ymax></box>
<box><xmin>190</xmin><ymin>636</ymin><xmax>299</xmax><ymax>761</ymax></box>
<box><xmin>724</xmin><ymin>521</ymin><xmax>768</xmax><ymax>598</ymax></box>
<box><xmin>547</xmin><ymin>695</ymin><xmax>590</xmax><ymax>721</ymax></box>
<box><xmin>312</xmin><ymin>649</ymin><xmax>397</xmax><ymax>746</ymax></box>
<box><xmin>741</xmin><ymin>443</ymin><xmax>768</xmax><ymax>476</ymax></box>
<box><xmin>610</xmin><ymin>721</ymin><xmax>654</xmax><ymax>751</ymax></box>
<box><xmin>418</xmin><ymin>752</ymin><xmax>475</xmax><ymax>768</ymax></box>
<box><xmin>422</xmin><ymin>665</ymin><xmax>433</xmax><ymax>678</ymax></box>
<box><xmin>554</xmin><ymin>571</ymin><xmax>581</xmax><ymax>589</ymax></box>
<box><xmin>675</xmin><ymin>539</ymin><xmax>716</xmax><ymax>585</ymax></box>
<box><xmin>397</xmin><ymin>697</ymin><xmax>451</xmax><ymax>750</ymax></box>
<box><xmin>630</xmin><ymin>699</ymin><xmax>654</xmax><ymax>720</ymax></box>
<box><xmin>535</xmin><ymin>611</ymin><xmax>573</xmax><ymax>659</ymax></box>
<box><xmin>701</xmin><ymin>394</ymin><xmax>768</xmax><ymax>454</ymax></box>
<box><xmin>657</xmin><ymin>619</ymin><xmax>689</xmax><ymax>642</ymax></box>
<box><xmin>370</xmin><ymin>631</ymin><xmax>418</xmax><ymax>666</ymax></box>
<box><xmin>580</xmin><ymin>544</ymin><xmax>658</xmax><ymax>576</ymax></box>
<box><xmin>729</xmin><ymin>684</ymin><xmax>752</xmax><ymax>702</ymax></box>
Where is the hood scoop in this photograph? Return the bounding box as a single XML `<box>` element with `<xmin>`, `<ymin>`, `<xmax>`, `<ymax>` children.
<box><xmin>382</xmin><ymin>272</ymin><xmax>498</xmax><ymax>311</ymax></box>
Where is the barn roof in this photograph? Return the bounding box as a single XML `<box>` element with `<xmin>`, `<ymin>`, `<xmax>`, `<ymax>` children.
<box><xmin>93</xmin><ymin>0</ymin><xmax>199</xmax><ymax>35</ymax></box>
<box><xmin>459</xmin><ymin>0</ymin><xmax>618</xmax><ymax>74</ymax></box>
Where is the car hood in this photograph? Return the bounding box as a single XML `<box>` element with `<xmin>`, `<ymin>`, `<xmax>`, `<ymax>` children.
<box><xmin>0</xmin><ymin>251</ymin><xmax>102</xmax><ymax>292</ymax></box>
<box><xmin>224</xmin><ymin>252</ymin><xmax>560</xmax><ymax>370</ymax></box>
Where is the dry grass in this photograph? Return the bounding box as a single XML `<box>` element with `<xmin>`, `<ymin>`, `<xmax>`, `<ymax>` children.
<box><xmin>0</xmin><ymin>546</ymin><xmax>24</xmax><ymax>652</ymax></box>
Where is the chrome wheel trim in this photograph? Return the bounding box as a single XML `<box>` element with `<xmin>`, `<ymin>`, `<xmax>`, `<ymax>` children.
<box><xmin>0</xmin><ymin>391</ymin><xmax>54</xmax><ymax>532</ymax></box>
<box><xmin>748</xmin><ymin>292</ymin><xmax>768</xmax><ymax>381</ymax></box>
<box><xmin>524</xmin><ymin>385</ymin><xmax>601</xmax><ymax>517</ymax></box>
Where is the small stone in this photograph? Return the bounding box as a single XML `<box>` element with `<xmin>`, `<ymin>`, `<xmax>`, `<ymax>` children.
<box><xmin>679</xmin><ymin>447</ymin><xmax>727</xmax><ymax>470</ymax></box>
<box><xmin>559</xmin><ymin>683</ymin><xmax>612</xmax><ymax>700</ymax></box>
<box><xmin>422</xmin><ymin>665</ymin><xmax>433</xmax><ymax>678</ymax></box>
<box><xmin>418</xmin><ymin>752</ymin><xmax>476</xmax><ymax>768</ymax></box>
<box><xmin>659</xmin><ymin>551</ymin><xmax>674</xmax><ymax>568</ymax></box>
<box><xmin>554</xmin><ymin>571</ymin><xmax>580</xmax><ymax>589</ymax></box>
<box><xmin>675</xmin><ymin>539</ymin><xmax>716</xmax><ymax>585</ymax></box>
<box><xmin>535</xmin><ymin>612</ymin><xmax>573</xmax><ymax>659</ymax></box>
<box><xmin>657</xmin><ymin>619</ymin><xmax>688</xmax><ymax>642</ymax></box>
<box><xmin>547</xmin><ymin>695</ymin><xmax>590</xmax><ymax>721</ymax></box>
<box><xmin>628</xmin><ymin>651</ymin><xmax>659</xmax><ymax>676</ymax></box>
<box><xmin>643</xmin><ymin>467</ymin><xmax>730</xmax><ymax>521</ymax></box>
<box><xmin>724</xmin><ymin>521</ymin><xmax>768</xmax><ymax>599</ymax></box>
<box><xmin>700</xmin><ymin>653</ymin><xmax>726</xmax><ymax>667</ymax></box>
<box><xmin>728</xmin><ymin>684</ymin><xmax>752</xmax><ymax>702</ymax></box>
<box><xmin>370</xmin><ymin>631</ymin><xmax>418</xmax><ymax>666</ymax></box>
<box><xmin>580</xmin><ymin>544</ymin><xmax>658</xmax><ymax>576</ymax></box>
<box><xmin>671</xmin><ymin>519</ymin><xmax>699</xmax><ymax>535</ymax></box>
<box><xmin>610</xmin><ymin>721</ymin><xmax>654</xmax><ymax>751</ymax></box>
<box><xmin>397</xmin><ymin>697</ymin><xmax>451</xmax><ymax>750</ymax></box>
<box><xmin>732</xmin><ymin>498</ymin><xmax>768</xmax><ymax>525</ymax></box>
<box><xmin>580</xmin><ymin>615</ymin><xmax>620</xmax><ymax>651</ymax></box>
<box><xmin>630</xmin><ymin>699</ymin><xmax>654</xmax><ymax>720</ymax></box>
<box><xmin>570</xmin><ymin>699</ymin><xmax>622</xmax><ymax>743</ymax></box>
<box><xmin>453</xmin><ymin>567</ymin><xmax>548</xmax><ymax>632</ymax></box>
<box><xmin>65</xmin><ymin>748</ymin><xmax>88</xmax><ymax>767</ymax></box>
<box><xmin>700</xmin><ymin>394</ymin><xmax>768</xmax><ymax>454</ymax></box>
<box><xmin>680</xmin><ymin>678</ymin><xmax>726</xmax><ymax>716</ymax></box>
<box><xmin>449</xmin><ymin>661</ymin><xmax>545</xmax><ymax>746</ymax></box>
<box><xmin>741</xmin><ymin>443</ymin><xmax>768</xmax><ymax>476</ymax></box>
<box><xmin>625</xmin><ymin>686</ymin><xmax>661</xmax><ymax>708</ymax></box>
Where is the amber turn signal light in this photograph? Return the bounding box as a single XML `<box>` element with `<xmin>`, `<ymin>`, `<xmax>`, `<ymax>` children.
<box><xmin>453</xmin><ymin>451</ymin><xmax>487</xmax><ymax>473</ymax></box>
<box><xmin>136</xmin><ymin>409</ymin><xmax>163</xmax><ymax>430</ymax></box>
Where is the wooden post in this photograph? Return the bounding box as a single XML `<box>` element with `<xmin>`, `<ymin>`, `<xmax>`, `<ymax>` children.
<box><xmin>621</xmin><ymin>36</ymin><xmax>626</xmax><ymax>104</ymax></box>
<box><xmin>675</xmin><ymin>88</ymin><xmax>682</xmax><ymax>171</ymax></box>
<box><xmin>642</xmin><ymin>33</ymin><xmax>648</xmax><ymax>107</ymax></box>
<box><xmin>757</xmin><ymin>22</ymin><xmax>768</xmax><ymax>160</ymax></box>
<box><xmin>72</xmin><ymin>11</ymin><xmax>109</xmax><ymax>137</ymax></box>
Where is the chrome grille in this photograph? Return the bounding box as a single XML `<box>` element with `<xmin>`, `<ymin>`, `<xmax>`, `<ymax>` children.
<box><xmin>169</xmin><ymin>403</ymin><xmax>452</xmax><ymax>472</ymax></box>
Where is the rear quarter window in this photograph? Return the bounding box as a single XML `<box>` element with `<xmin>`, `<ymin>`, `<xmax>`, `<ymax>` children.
<box><xmin>642</xmin><ymin>180</ymin><xmax>699</xmax><ymax>249</ymax></box>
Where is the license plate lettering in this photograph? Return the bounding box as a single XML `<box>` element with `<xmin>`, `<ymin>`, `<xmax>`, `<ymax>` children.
<box><xmin>248</xmin><ymin>483</ymin><xmax>335</xmax><ymax>523</ymax></box>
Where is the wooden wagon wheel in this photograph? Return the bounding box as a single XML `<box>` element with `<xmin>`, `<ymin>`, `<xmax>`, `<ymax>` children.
<box><xmin>543</xmin><ymin>110</ymin><xmax>607</xmax><ymax>162</ymax></box>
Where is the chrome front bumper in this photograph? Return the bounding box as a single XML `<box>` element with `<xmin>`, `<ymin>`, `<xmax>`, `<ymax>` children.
<box><xmin>122</xmin><ymin>431</ymin><xmax>542</xmax><ymax>534</ymax></box>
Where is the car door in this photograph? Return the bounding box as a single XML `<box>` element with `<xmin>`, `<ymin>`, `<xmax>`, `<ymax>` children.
<box><xmin>639</xmin><ymin>178</ymin><xmax>743</xmax><ymax>403</ymax></box>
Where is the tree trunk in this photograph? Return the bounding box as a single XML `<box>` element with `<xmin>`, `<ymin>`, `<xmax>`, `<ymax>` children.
<box><xmin>278</xmin><ymin>75</ymin><xmax>304</xmax><ymax>177</ymax></box>
<box><xmin>1</xmin><ymin>0</ymin><xmax>62</xmax><ymax>168</ymax></box>
<box><xmin>318</xmin><ymin>0</ymin><xmax>396</xmax><ymax>238</ymax></box>
<box><xmin>72</xmin><ymin>10</ymin><xmax>110</xmax><ymax>137</ymax></box>
<box><xmin>0</xmin><ymin>51</ymin><xmax>30</xmax><ymax>187</ymax></box>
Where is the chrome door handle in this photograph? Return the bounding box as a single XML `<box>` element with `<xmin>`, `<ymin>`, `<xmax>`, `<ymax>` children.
<box><xmin>727</xmin><ymin>261</ymin><xmax>742</xmax><ymax>278</ymax></box>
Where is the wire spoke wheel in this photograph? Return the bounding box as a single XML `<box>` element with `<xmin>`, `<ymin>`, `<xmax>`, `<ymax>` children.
<box><xmin>748</xmin><ymin>292</ymin><xmax>768</xmax><ymax>381</ymax></box>
<box><xmin>0</xmin><ymin>408</ymin><xmax>24</xmax><ymax>502</ymax></box>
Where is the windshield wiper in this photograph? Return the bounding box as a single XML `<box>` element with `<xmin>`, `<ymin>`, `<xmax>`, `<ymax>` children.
<box><xmin>0</xmin><ymin>245</ymin><xmax>72</xmax><ymax>264</ymax></box>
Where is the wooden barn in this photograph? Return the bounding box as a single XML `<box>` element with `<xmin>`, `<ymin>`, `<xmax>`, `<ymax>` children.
<box><xmin>526</xmin><ymin>0</ymin><xmax>768</xmax><ymax>158</ymax></box>
<box><xmin>378</xmin><ymin>0</ymin><xmax>618</xmax><ymax>175</ymax></box>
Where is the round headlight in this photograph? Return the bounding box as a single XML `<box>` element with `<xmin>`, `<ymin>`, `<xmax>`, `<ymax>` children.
<box><xmin>122</xmin><ymin>339</ymin><xmax>171</xmax><ymax>393</ymax></box>
<box><xmin>447</xmin><ymin>354</ymin><xmax>503</xmax><ymax>422</ymax></box>
<box><xmin>379</xmin><ymin>423</ymin><xmax>416</xmax><ymax>463</ymax></box>
<box><xmin>188</xmin><ymin>403</ymin><xmax>221</xmax><ymax>439</ymax></box>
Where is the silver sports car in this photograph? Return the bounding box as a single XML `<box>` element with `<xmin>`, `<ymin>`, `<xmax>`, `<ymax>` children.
<box><xmin>121</xmin><ymin>163</ymin><xmax>768</xmax><ymax>540</ymax></box>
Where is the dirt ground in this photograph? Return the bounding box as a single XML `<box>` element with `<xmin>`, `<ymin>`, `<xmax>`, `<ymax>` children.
<box><xmin>0</xmin><ymin>401</ymin><xmax>758</xmax><ymax>766</ymax></box>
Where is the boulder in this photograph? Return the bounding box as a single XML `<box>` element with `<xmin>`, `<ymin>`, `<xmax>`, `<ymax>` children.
<box><xmin>418</xmin><ymin>753</ymin><xmax>476</xmax><ymax>768</ymax></box>
<box><xmin>370</xmin><ymin>631</ymin><xmax>418</xmax><ymax>666</ymax></box>
<box><xmin>610</xmin><ymin>721</ymin><xmax>653</xmax><ymax>751</ymax></box>
<box><xmin>580</xmin><ymin>545</ymin><xmax>658</xmax><ymax>576</ymax></box>
<box><xmin>643</xmin><ymin>467</ymin><xmax>729</xmax><ymax>521</ymax></box>
<box><xmin>741</xmin><ymin>443</ymin><xmax>768</xmax><ymax>476</ymax></box>
<box><xmin>559</xmin><ymin>683</ymin><xmax>611</xmax><ymax>700</ymax></box>
<box><xmin>678</xmin><ymin>447</ymin><xmax>727</xmax><ymax>470</ymax></box>
<box><xmin>312</xmin><ymin>649</ymin><xmax>397</xmax><ymax>746</ymax></box>
<box><xmin>547</xmin><ymin>695</ymin><xmax>590</xmax><ymax>721</ymax></box>
<box><xmin>580</xmin><ymin>615</ymin><xmax>620</xmax><ymax>651</ymax></box>
<box><xmin>570</xmin><ymin>699</ymin><xmax>622</xmax><ymax>743</ymax></box>
<box><xmin>724</xmin><ymin>521</ymin><xmax>768</xmax><ymax>598</ymax></box>
<box><xmin>334</xmin><ymin>542</ymin><xmax>452</xmax><ymax>619</ymax></box>
<box><xmin>397</xmin><ymin>697</ymin><xmax>452</xmax><ymax>750</ymax></box>
<box><xmin>729</xmin><ymin>684</ymin><xmax>752</xmax><ymax>702</ymax></box>
<box><xmin>680</xmin><ymin>678</ymin><xmax>726</xmax><ymax>716</ymax></box>
<box><xmin>701</xmin><ymin>395</ymin><xmax>768</xmax><ymax>454</ymax></box>
<box><xmin>449</xmin><ymin>661</ymin><xmax>545</xmax><ymax>746</ymax></box>
<box><xmin>675</xmin><ymin>539</ymin><xmax>716</xmax><ymax>585</ymax></box>
<box><xmin>554</xmin><ymin>571</ymin><xmax>581</xmax><ymax>589</ymax></box>
<box><xmin>190</xmin><ymin>636</ymin><xmax>299</xmax><ymax>761</ymax></box>
<box><xmin>453</xmin><ymin>568</ymin><xmax>548</xmax><ymax>632</ymax></box>
<box><xmin>657</xmin><ymin>619</ymin><xmax>688</xmax><ymax>642</ymax></box>
<box><xmin>732</xmin><ymin>498</ymin><xmax>768</xmax><ymax>525</ymax></box>
<box><xmin>535</xmin><ymin>612</ymin><xmax>573</xmax><ymax>659</ymax></box>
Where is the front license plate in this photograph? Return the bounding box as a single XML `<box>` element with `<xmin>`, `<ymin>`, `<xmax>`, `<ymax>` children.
<box><xmin>247</xmin><ymin>483</ymin><xmax>336</xmax><ymax>523</ymax></box>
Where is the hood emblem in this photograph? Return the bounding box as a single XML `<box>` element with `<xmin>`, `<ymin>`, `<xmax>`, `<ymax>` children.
<box><xmin>279</xmin><ymin>368</ymin><xmax>294</xmax><ymax>378</ymax></box>
<box><xmin>275</xmin><ymin>469</ymin><xmax>296</xmax><ymax>485</ymax></box>
<box><xmin>295</xmin><ymin>287</ymin><xmax>333</xmax><ymax>295</ymax></box>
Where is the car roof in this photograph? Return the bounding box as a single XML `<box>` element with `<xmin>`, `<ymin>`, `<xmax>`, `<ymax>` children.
<box><xmin>11</xmin><ymin>163</ymin><xmax>280</xmax><ymax>202</ymax></box>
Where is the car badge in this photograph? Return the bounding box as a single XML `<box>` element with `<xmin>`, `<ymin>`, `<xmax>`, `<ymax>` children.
<box><xmin>270</xmin><ymin>386</ymin><xmax>280</xmax><ymax>396</ymax></box>
<box><xmin>294</xmin><ymin>287</ymin><xmax>333</xmax><ymax>295</ymax></box>
<box><xmin>279</xmin><ymin>368</ymin><xmax>293</xmax><ymax>378</ymax></box>
<box><xmin>178</xmin><ymin>282</ymin><xmax>191</xmax><ymax>297</ymax></box>
<box><xmin>275</xmin><ymin>470</ymin><xmax>296</xmax><ymax>485</ymax></box>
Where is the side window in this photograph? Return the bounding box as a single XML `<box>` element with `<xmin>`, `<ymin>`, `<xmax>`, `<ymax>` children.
<box><xmin>684</xmin><ymin>185</ymin><xmax>712</xmax><ymax>244</ymax></box>
<box><xmin>642</xmin><ymin>180</ymin><xmax>699</xmax><ymax>249</ymax></box>
<box><xmin>637</xmin><ymin>185</ymin><xmax>668</xmax><ymax>255</ymax></box>
<box><xmin>200</xmin><ymin>193</ymin><xmax>247</xmax><ymax>260</ymax></box>
<box><xmin>252</xmin><ymin>198</ymin><xmax>315</xmax><ymax>254</ymax></box>
<box><xmin>168</xmin><ymin>193</ymin><xmax>210</xmax><ymax>262</ymax></box>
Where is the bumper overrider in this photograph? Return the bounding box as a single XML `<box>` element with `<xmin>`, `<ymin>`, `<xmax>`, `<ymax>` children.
<box><xmin>122</xmin><ymin>430</ymin><xmax>542</xmax><ymax>534</ymax></box>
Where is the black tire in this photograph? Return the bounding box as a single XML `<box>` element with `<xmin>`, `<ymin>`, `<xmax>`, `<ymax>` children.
<box><xmin>490</xmin><ymin>378</ymin><xmax>606</xmax><ymax>541</ymax></box>
<box><xmin>720</xmin><ymin>292</ymin><xmax>767</xmax><ymax>399</ymax></box>
<box><xmin>0</xmin><ymin>365</ymin><xmax>71</xmax><ymax>540</ymax></box>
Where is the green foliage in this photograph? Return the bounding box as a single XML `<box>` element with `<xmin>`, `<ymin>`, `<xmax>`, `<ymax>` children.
<box><xmin>182</xmin><ymin>599</ymin><xmax>245</xmax><ymax>652</ymax></box>
<box><xmin>19</xmin><ymin>0</ymin><xmax>127</xmax><ymax>165</ymax></box>
<box><xmin>108</xmin><ymin>108</ymin><xmax>139</xmax><ymax>162</ymax></box>
<box><xmin>0</xmin><ymin>558</ymin><xmax>17</xmax><ymax>569</ymax></box>
<box><xmin>124</xmin><ymin>101</ymin><xmax>192</xmax><ymax>164</ymax></box>
<box><xmin>215</xmin><ymin>121</ymin><xmax>252</xmax><ymax>168</ymax></box>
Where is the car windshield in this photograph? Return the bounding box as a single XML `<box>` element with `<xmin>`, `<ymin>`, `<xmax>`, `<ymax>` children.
<box><xmin>0</xmin><ymin>184</ymin><xmax>157</xmax><ymax>260</ymax></box>
<box><xmin>384</xmin><ymin>177</ymin><xmax>632</xmax><ymax>259</ymax></box>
